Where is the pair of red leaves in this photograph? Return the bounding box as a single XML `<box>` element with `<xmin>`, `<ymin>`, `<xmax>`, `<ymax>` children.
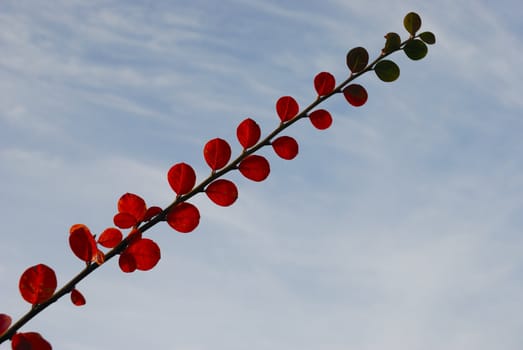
<box><xmin>1</xmin><ymin>315</ymin><xmax>52</xmax><ymax>349</ymax></box>
<box><xmin>18</xmin><ymin>263</ymin><xmax>86</xmax><ymax>308</ymax></box>
<box><xmin>113</xmin><ymin>193</ymin><xmax>162</xmax><ymax>229</ymax></box>
<box><xmin>119</xmin><ymin>236</ymin><xmax>161</xmax><ymax>273</ymax></box>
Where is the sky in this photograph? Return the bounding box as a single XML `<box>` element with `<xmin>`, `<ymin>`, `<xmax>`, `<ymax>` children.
<box><xmin>1</xmin><ymin>0</ymin><xmax>522</xmax><ymax>349</ymax></box>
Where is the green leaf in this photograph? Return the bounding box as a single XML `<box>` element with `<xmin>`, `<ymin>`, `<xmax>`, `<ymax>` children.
<box><xmin>403</xmin><ymin>39</ymin><xmax>428</xmax><ymax>60</ymax></box>
<box><xmin>374</xmin><ymin>60</ymin><xmax>400</xmax><ymax>82</ymax></box>
<box><xmin>346</xmin><ymin>47</ymin><xmax>369</xmax><ymax>73</ymax></box>
<box><xmin>419</xmin><ymin>31</ymin><xmax>436</xmax><ymax>45</ymax></box>
<box><xmin>383</xmin><ymin>32</ymin><xmax>401</xmax><ymax>53</ymax></box>
<box><xmin>403</xmin><ymin>12</ymin><xmax>422</xmax><ymax>36</ymax></box>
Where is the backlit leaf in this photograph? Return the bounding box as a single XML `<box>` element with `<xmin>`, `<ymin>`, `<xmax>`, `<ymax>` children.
<box><xmin>346</xmin><ymin>47</ymin><xmax>369</xmax><ymax>73</ymax></box>
<box><xmin>113</xmin><ymin>212</ymin><xmax>137</xmax><ymax>229</ymax></box>
<box><xmin>119</xmin><ymin>251</ymin><xmax>136</xmax><ymax>273</ymax></box>
<box><xmin>12</xmin><ymin>332</ymin><xmax>51</xmax><ymax>350</ymax></box>
<box><xmin>117</xmin><ymin>193</ymin><xmax>146</xmax><ymax>223</ymax></box>
<box><xmin>238</xmin><ymin>155</ymin><xmax>270</xmax><ymax>182</ymax></box>
<box><xmin>203</xmin><ymin>138</ymin><xmax>232</xmax><ymax>171</ymax></box>
<box><xmin>419</xmin><ymin>31</ymin><xmax>436</xmax><ymax>44</ymax></box>
<box><xmin>166</xmin><ymin>202</ymin><xmax>200</xmax><ymax>233</ymax></box>
<box><xmin>374</xmin><ymin>60</ymin><xmax>400</xmax><ymax>82</ymax></box>
<box><xmin>404</xmin><ymin>39</ymin><xmax>428</xmax><ymax>60</ymax></box>
<box><xmin>343</xmin><ymin>84</ymin><xmax>368</xmax><ymax>107</ymax></box>
<box><xmin>314</xmin><ymin>72</ymin><xmax>336</xmax><ymax>96</ymax></box>
<box><xmin>167</xmin><ymin>162</ymin><xmax>196</xmax><ymax>195</ymax></box>
<box><xmin>383</xmin><ymin>32</ymin><xmax>401</xmax><ymax>53</ymax></box>
<box><xmin>126</xmin><ymin>238</ymin><xmax>161</xmax><ymax>271</ymax></box>
<box><xmin>309</xmin><ymin>109</ymin><xmax>333</xmax><ymax>130</ymax></box>
<box><xmin>71</xmin><ymin>288</ymin><xmax>86</xmax><ymax>306</ymax></box>
<box><xmin>19</xmin><ymin>264</ymin><xmax>57</xmax><ymax>305</ymax></box>
<box><xmin>94</xmin><ymin>249</ymin><xmax>105</xmax><ymax>265</ymax></box>
<box><xmin>97</xmin><ymin>228</ymin><xmax>123</xmax><ymax>248</ymax></box>
<box><xmin>206</xmin><ymin>179</ymin><xmax>238</xmax><ymax>207</ymax></box>
<box><xmin>69</xmin><ymin>224</ymin><xmax>98</xmax><ymax>263</ymax></box>
<box><xmin>276</xmin><ymin>96</ymin><xmax>299</xmax><ymax>122</ymax></box>
<box><xmin>143</xmin><ymin>206</ymin><xmax>163</xmax><ymax>221</ymax></box>
<box><xmin>272</xmin><ymin>136</ymin><xmax>299</xmax><ymax>160</ymax></box>
<box><xmin>0</xmin><ymin>314</ymin><xmax>11</xmax><ymax>336</ymax></box>
<box><xmin>237</xmin><ymin>118</ymin><xmax>261</xmax><ymax>149</ymax></box>
<box><xmin>404</xmin><ymin>12</ymin><xmax>422</xmax><ymax>36</ymax></box>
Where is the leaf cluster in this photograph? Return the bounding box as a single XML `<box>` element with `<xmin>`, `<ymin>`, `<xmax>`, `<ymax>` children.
<box><xmin>0</xmin><ymin>12</ymin><xmax>435</xmax><ymax>349</ymax></box>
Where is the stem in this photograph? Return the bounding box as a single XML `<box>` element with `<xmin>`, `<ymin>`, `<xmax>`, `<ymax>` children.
<box><xmin>0</xmin><ymin>37</ymin><xmax>415</xmax><ymax>345</ymax></box>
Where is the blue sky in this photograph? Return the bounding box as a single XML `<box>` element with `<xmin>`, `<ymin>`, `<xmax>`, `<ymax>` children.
<box><xmin>1</xmin><ymin>0</ymin><xmax>522</xmax><ymax>349</ymax></box>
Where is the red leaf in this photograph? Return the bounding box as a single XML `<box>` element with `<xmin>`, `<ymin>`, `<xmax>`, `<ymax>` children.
<box><xmin>314</xmin><ymin>72</ymin><xmax>336</xmax><ymax>96</ymax></box>
<box><xmin>19</xmin><ymin>264</ymin><xmax>57</xmax><ymax>305</ymax></box>
<box><xmin>203</xmin><ymin>138</ymin><xmax>232</xmax><ymax>171</ymax></box>
<box><xmin>276</xmin><ymin>96</ymin><xmax>299</xmax><ymax>122</ymax></box>
<box><xmin>309</xmin><ymin>109</ymin><xmax>333</xmax><ymax>130</ymax></box>
<box><xmin>69</xmin><ymin>224</ymin><xmax>98</xmax><ymax>263</ymax></box>
<box><xmin>97</xmin><ymin>228</ymin><xmax>123</xmax><ymax>248</ymax></box>
<box><xmin>167</xmin><ymin>162</ymin><xmax>196</xmax><ymax>195</ymax></box>
<box><xmin>12</xmin><ymin>332</ymin><xmax>51</xmax><ymax>350</ymax></box>
<box><xmin>118</xmin><ymin>193</ymin><xmax>146</xmax><ymax>222</ymax></box>
<box><xmin>272</xmin><ymin>136</ymin><xmax>299</xmax><ymax>160</ymax></box>
<box><xmin>143</xmin><ymin>206</ymin><xmax>162</xmax><ymax>221</ymax></box>
<box><xmin>205</xmin><ymin>179</ymin><xmax>238</xmax><ymax>207</ymax></box>
<box><xmin>127</xmin><ymin>228</ymin><xmax>143</xmax><ymax>243</ymax></box>
<box><xmin>119</xmin><ymin>251</ymin><xmax>136</xmax><ymax>273</ymax></box>
<box><xmin>166</xmin><ymin>202</ymin><xmax>200</xmax><ymax>233</ymax></box>
<box><xmin>71</xmin><ymin>288</ymin><xmax>86</xmax><ymax>306</ymax></box>
<box><xmin>113</xmin><ymin>212</ymin><xmax>137</xmax><ymax>229</ymax></box>
<box><xmin>236</xmin><ymin>118</ymin><xmax>261</xmax><ymax>149</ymax></box>
<box><xmin>343</xmin><ymin>84</ymin><xmax>368</xmax><ymax>107</ymax></box>
<box><xmin>0</xmin><ymin>313</ymin><xmax>11</xmax><ymax>336</ymax></box>
<box><xmin>94</xmin><ymin>249</ymin><xmax>105</xmax><ymax>265</ymax></box>
<box><xmin>126</xmin><ymin>238</ymin><xmax>161</xmax><ymax>271</ymax></box>
<box><xmin>238</xmin><ymin>155</ymin><xmax>270</xmax><ymax>182</ymax></box>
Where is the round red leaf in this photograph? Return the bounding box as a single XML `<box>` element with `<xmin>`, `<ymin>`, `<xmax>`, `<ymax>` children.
<box><xmin>309</xmin><ymin>109</ymin><xmax>333</xmax><ymax>130</ymax></box>
<box><xmin>143</xmin><ymin>206</ymin><xmax>163</xmax><ymax>221</ymax></box>
<box><xmin>119</xmin><ymin>251</ymin><xmax>136</xmax><ymax>273</ymax></box>
<box><xmin>314</xmin><ymin>72</ymin><xmax>336</xmax><ymax>96</ymax></box>
<box><xmin>205</xmin><ymin>179</ymin><xmax>238</xmax><ymax>206</ymax></box>
<box><xmin>236</xmin><ymin>118</ymin><xmax>261</xmax><ymax>149</ymax></box>
<box><xmin>71</xmin><ymin>288</ymin><xmax>86</xmax><ymax>306</ymax></box>
<box><xmin>238</xmin><ymin>155</ymin><xmax>270</xmax><ymax>182</ymax></box>
<box><xmin>12</xmin><ymin>332</ymin><xmax>51</xmax><ymax>350</ymax></box>
<box><xmin>167</xmin><ymin>163</ymin><xmax>196</xmax><ymax>195</ymax></box>
<box><xmin>0</xmin><ymin>314</ymin><xmax>11</xmax><ymax>336</ymax></box>
<box><xmin>343</xmin><ymin>84</ymin><xmax>368</xmax><ymax>107</ymax></box>
<box><xmin>203</xmin><ymin>138</ymin><xmax>232</xmax><ymax>171</ymax></box>
<box><xmin>117</xmin><ymin>193</ymin><xmax>146</xmax><ymax>222</ymax></box>
<box><xmin>19</xmin><ymin>264</ymin><xmax>57</xmax><ymax>305</ymax></box>
<box><xmin>272</xmin><ymin>136</ymin><xmax>299</xmax><ymax>160</ymax></box>
<box><xmin>69</xmin><ymin>224</ymin><xmax>98</xmax><ymax>263</ymax></box>
<box><xmin>126</xmin><ymin>238</ymin><xmax>161</xmax><ymax>271</ymax></box>
<box><xmin>97</xmin><ymin>228</ymin><xmax>123</xmax><ymax>248</ymax></box>
<box><xmin>276</xmin><ymin>96</ymin><xmax>299</xmax><ymax>122</ymax></box>
<box><xmin>166</xmin><ymin>202</ymin><xmax>200</xmax><ymax>233</ymax></box>
<box><xmin>113</xmin><ymin>212</ymin><xmax>137</xmax><ymax>229</ymax></box>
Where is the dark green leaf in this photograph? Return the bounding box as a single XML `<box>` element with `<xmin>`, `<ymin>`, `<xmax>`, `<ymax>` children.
<box><xmin>383</xmin><ymin>32</ymin><xmax>401</xmax><ymax>53</ymax></box>
<box><xmin>403</xmin><ymin>39</ymin><xmax>428</xmax><ymax>60</ymax></box>
<box><xmin>403</xmin><ymin>12</ymin><xmax>422</xmax><ymax>36</ymax></box>
<box><xmin>346</xmin><ymin>47</ymin><xmax>369</xmax><ymax>73</ymax></box>
<box><xmin>419</xmin><ymin>31</ymin><xmax>436</xmax><ymax>45</ymax></box>
<box><xmin>374</xmin><ymin>60</ymin><xmax>400</xmax><ymax>82</ymax></box>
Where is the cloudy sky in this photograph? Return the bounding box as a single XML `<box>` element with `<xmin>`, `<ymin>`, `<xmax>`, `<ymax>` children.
<box><xmin>1</xmin><ymin>0</ymin><xmax>522</xmax><ymax>349</ymax></box>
